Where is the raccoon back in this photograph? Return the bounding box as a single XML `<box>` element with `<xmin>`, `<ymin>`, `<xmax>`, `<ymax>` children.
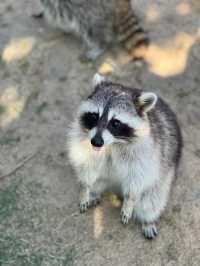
<box><xmin>149</xmin><ymin>97</ymin><xmax>183</xmax><ymax>172</ymax></box>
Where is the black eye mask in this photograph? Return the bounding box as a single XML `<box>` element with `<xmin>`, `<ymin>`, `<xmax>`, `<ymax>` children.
<box><xmin>80</xmin><ymin>112</ymin><xmax>99</xmax><ymax>130</ymax></box>
<box><xmin>108</xmin><ymin>118</ymin><xmax>134</xmax><ymax>139</ymax></box>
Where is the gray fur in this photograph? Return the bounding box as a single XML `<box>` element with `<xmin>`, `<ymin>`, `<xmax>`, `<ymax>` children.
<box><xmin>39</xmin><ymin>0</ymin><xmax>148</xmax><ymax>60</ymax></box>
<box><xmin>67</xmin><ymin>74</ymin><xmax>182</xmax><ymax>239</ymax></box>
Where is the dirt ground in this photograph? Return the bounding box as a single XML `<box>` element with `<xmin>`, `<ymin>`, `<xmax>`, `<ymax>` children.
<box><xmin>0</xmin><ymin>0</ymin><xmax>200</xmax><ymax>265</ymax></box>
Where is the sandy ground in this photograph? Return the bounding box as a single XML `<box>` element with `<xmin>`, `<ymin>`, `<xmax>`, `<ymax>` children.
<box><xmin>0</xmin><ymin>0</ymin><xmax>200</xmax><ymax>265</ymax></box>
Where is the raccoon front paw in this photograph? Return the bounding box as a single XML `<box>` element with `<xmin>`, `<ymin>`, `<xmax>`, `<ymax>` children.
<box><xmin>120</xmin><ymin>196</ymin><xmax>135</xmax><ymax>225</ymax></box>
<box><xmin>142</xmin><ymin>223</ymin><xmax>158</xmax><ymax>240</ymax></box>
<box><xmin>79</xmin><ymin>201</ymin><xmax>90</xmax><ymax>213</ymax></box>
<box><xmin>79</xmin><ymin>186</ymin><xmax>90</xmax><ymax>213</ymax></box>
<box><xmin>120</xmin><ymin>210</ymin><xmax>132</xmax><ymax>225</ymax></box>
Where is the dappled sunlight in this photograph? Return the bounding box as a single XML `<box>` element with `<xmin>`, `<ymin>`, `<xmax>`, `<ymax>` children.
<box><xmin>145</xmin><ymin>4</ymin><xmax>160</xmax><ymax>22</ymax></box>
<box><xmin>2</xmin><ymin>37</ymin><xmax>36</xmax><ymax>63</ymax></box>
<box><xmin>104</xmin><ymin>192</ymin><xmax>121</xmax><ymax>208</ymax></box>
<box><xmin>192</xmin><ymin>0</ymin><xmax>200</xmax><ymax>12</ymax></box>
<box><xmin>176</xmin><ymin>2</ymin><xmax>191</xmax><ymax>16</ymax></box>
<box><xmin>143</xmin><ymin>31</ymin><xmax>199</xmax><ymax>77</ymax></box>
<box><xmin>146</xmin><ymin>1</ymin><xmax>192</xmax><ymax>22</ymax></box>
<box><xmin>98</xmin><ymin>57</ymin><xmax>118</xmax><ymax>75</ymax></box>
<box><xmin>93</xmin><ymin>193</ymin><xmax>121</xmax><ymax>238</ymax></box>
<box><xmin>0</xmin><ymin>86</ymin><xmax>25</xmax><ymax>128</ymax></box>
<box><xmin>93</xmin><ymin>206</ymin><xmax>104</xmax><ymax>239</ymax></box>
<box><xmin>98</xmin><ymin>52</ymin><xmax>132</xmax><ymax>75</ymax></box>
<box><xmin>98</xmin><ymin>30</ymin><xmax>199</xmax><ymax>77</ymax></box>
<box><xmin>97</xmin><ymin>0</ymin><xmax>200</xmax><ymax>78</ymax></box>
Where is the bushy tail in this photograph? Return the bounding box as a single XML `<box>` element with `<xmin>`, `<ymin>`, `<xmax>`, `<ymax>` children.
<box><xmin>114</xmin><ymin>1</ymin><xmax>149</xmax><ymax>60</ymax></box>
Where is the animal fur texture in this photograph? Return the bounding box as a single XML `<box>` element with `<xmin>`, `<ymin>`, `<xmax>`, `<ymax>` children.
<box><xmin>39</xmin><ymin>0</ymin><xmax>149</xmax><ymax>60</ymax></box>
<box><xmin>67</xmin><ymin>74</ymin><xmax>183</xmax><ymax>239</ymax></box>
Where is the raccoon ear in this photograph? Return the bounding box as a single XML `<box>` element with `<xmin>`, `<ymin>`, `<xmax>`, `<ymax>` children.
<box><xmin>136</xmin><ymin>92</ymin><xmax>157</xmax><ymax>114</ymax></box>
<box><xmin>92</xmin><ymin>73</ymin><xmax>106</xmax><ymax>87</ymax></box>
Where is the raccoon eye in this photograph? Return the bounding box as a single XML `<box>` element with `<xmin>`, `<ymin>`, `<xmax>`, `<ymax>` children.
<box><xmin>111</xmin><ymin>119</ymin><xmax>122</xmax><ymax>129</ymax></box>
<box><xmin>109</xmin><ymin>118</ymin><xmax>133</xmax><ymax>138</ymax></box>
<box><xmin>80</xmin><ymin>112</ymin><xmax>99</xmax><ymax>130</ymax></box>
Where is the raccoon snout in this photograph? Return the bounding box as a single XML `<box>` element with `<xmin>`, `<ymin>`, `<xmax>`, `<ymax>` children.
<box><xmin>91</xmin><ymin>135</ymin><xmax>104</xmax><ymax>148</ymax></box>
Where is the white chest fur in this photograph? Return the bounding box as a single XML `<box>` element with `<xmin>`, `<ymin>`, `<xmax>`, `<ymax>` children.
<box><xmin>68</xmin><ymin>135</ymin><xmax>160</xmax><ymax>196</ymax></box>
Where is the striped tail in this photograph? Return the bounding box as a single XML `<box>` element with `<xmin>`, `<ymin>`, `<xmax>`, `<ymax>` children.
<box><xmin>114</xmin><ymin>1</ymin><xmax>149</xmax><ymax>60</ymax></box>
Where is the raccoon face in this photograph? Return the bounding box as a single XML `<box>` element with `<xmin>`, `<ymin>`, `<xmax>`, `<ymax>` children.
<box><xmin>80</xmin><ymin>109</ymin><xmax>134</xmax><ymax>147</ymax></box>
<box><xmin>78</xmin><ymin>74</ymin><xmax>157</xmax><ymax>149</ymax></box>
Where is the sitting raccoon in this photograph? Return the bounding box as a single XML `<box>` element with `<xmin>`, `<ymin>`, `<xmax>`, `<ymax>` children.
<box><xmin>67</xmin><ymin>74</ymin><xmax>183</xmax><ymax>239</ymax></box>
<box><xmin>38</xmin><ymin>0</ymin><xmax>149</xmax><ymax>60</ymax></box>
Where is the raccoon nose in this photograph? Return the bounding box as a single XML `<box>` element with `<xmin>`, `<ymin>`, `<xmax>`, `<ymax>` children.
<box><xmin>91</xmin><ymin>135</ymin><xmax>104</xmax><ymax>147</ymax></box>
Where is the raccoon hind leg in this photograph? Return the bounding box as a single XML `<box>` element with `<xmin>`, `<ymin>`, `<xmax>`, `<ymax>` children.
<box><xmin>134</xmin><ymin>182</ymin><xmax>170</xmax><ymax>239</ymax></box>
<box><xmin>121</xmin><ymin>194</ymin><xmax>135</xmax><ymax>225</ymax></box>
<box><xmin>142</xmin><ymin>222</ymin><xmax>158</xmax><ymax>240</ymax></box>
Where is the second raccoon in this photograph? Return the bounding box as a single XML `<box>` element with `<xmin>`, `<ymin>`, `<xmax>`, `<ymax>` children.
<box><xmin>39</xmin><ymin>0</ymin><xmax>149</xmax><ymax>60</ymax></box>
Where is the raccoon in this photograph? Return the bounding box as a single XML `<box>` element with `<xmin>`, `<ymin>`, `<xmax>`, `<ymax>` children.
<box><xmin>38</xmin><ymin>0</ymin><xmax>149</xmax><ymax>60</ymax></box>
<box><xmin>67</xmin><ymin>74</ymin><xmax>182</xmax><ymax>239</ymax></box>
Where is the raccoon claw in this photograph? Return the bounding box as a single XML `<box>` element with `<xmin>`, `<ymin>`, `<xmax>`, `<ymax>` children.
<box><xmin>120</xmin><ymin>211</ymin><xmax>131</xmax><ymax>225</ymax></box>
<box><xmin>142</xmin><ymin>223</ymin><xmax>158</xmax><ymax>240</ymax></box>
<box><xmin>79</xmin><ymin>201</ymin><xmax>89</xmax><ymax>213</ymax></box>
